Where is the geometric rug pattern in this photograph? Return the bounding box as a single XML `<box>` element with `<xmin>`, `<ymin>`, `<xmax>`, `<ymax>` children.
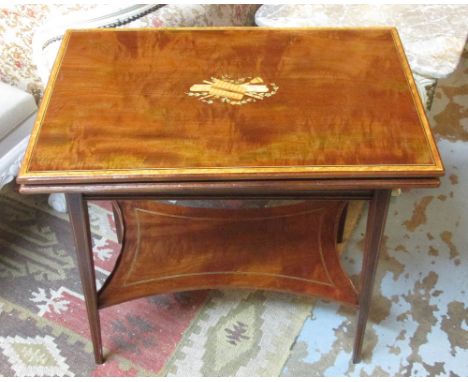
<box><xmin>0</xmin><ymin>335</ymin><xmax>73</xmax><ymax>377</ymax></box>
<box><xmin>0</xmin><ymin>191</ymin><xmax>205</xmax><ymax>376</ymax></box>
<box><xmin>0</xmin><ymin>187</ymin><xmax>361</xmax><ymax>376</ymax></box>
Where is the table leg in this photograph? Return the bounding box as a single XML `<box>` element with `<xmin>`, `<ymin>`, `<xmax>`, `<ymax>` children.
<box><xmin>353</xmin><ymin>189</ymin><xmax>391</xmax><ymax>363</ymax></box>
<box><xmin>66</xmin><ymin>193</ymin><xmax>104</xmax><ymax>364</ymax></box>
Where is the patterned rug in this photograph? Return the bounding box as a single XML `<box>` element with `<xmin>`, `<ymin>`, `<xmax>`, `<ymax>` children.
<box><xmin>0</xmin><ymin>187</ymin><xmax>363</xmax><ymax>376</ymax></box>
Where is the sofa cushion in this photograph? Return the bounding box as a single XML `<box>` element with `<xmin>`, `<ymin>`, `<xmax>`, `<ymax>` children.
<box><xmin>0</xmin><ymin>82</ymin><xmax>37</xmax><ymax>141</ymax></box>
<box><xmin>255</xmin><ymin>4</ymin><xmax>468</xmax><ymax>79</ymax></box>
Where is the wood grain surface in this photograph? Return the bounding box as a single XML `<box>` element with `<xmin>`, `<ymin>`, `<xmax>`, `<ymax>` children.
<box><xmin>18</xmin><ymin>27</ymin><xmax>443</xmax><ymax>185</ymax></box>
<box><xmin>98</xmin><ymin>200</ymin><xmax>358</xmax><ymax>308</ymax></box>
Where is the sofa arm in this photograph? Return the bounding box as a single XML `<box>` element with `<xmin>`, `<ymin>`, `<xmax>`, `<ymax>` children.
<box><xmin>0</xmin><ymin>82</ymin><xmax>37</xmax><ymax>188</ymax></box>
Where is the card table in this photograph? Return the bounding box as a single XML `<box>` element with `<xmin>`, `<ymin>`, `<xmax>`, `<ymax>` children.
<box><xmin>18</xmin><ymin>27</ymin><xmax>444</xmax><ymax>364</ymax></box>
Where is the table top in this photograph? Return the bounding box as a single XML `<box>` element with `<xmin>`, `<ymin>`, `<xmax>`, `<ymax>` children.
<box><xmin>18</xmin><ymin>27</ymin><xmax>444</xmax><ymax>187</ymax></box>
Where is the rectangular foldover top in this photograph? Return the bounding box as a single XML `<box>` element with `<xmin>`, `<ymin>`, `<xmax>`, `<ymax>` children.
<box><xmin>18</xmin><ymin>28</ymin><xmax>444</xmax><ymax>185</ymax></box>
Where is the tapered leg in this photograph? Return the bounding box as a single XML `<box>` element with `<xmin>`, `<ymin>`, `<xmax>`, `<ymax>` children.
<box><xmin>66</xmin><ymin>193</ymin><xmax>104</xmax><ymax>364</ymax></box>
<box><xmin>337</xmin><ymin>202</ymin><xmax>349</xmax><ymax>243</ymax></box>
<box><xmin>353</xmin><ymin>189</ymin><xmax>391</xmax><ymax>363</ymax></box>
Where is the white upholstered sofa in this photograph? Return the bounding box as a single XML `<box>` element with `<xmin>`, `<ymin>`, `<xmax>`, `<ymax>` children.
<box><xmin>0</xmin><ymin>83</ymin><xmax>37</xmax><ymax>190</ymax></box>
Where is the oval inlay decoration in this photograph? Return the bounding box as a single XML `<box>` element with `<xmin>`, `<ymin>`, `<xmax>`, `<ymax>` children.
<box><xmin>187</xmin><ymin>76</ymin><xmax>279</xmax><ymax>105</ymax></box>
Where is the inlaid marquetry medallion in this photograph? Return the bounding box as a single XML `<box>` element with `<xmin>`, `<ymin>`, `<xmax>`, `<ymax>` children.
<box><xmin>187</xmin><ymin>76</ymin><xmax>279</xmax><ymax>105</ymax></box>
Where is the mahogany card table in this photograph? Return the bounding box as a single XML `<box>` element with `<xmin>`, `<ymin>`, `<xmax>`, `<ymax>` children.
<box><xmin>17</xmin><ymin>28</ymin><xmax>444</xmax><ymax>365</ymax></box>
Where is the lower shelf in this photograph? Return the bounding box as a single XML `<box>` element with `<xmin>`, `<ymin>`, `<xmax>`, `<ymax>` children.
<box><xmin>98</xmin><ymin>200</ymin><xmax>358</xmax><ymax>308</ymax></box>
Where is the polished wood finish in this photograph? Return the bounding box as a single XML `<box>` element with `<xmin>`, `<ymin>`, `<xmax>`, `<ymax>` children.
<box><xmin>18</xmin><ymin>28</ymin><xmax>443</xmax><ymax>186</ymax></box>
<box><xmin>353</xmin><ymin>189</ymin><xmax>391</xmax><ymax>363</ymax></box>
<box><xmin>17</xmin><ymin>28</ymin><xmax>445</xmax><ymax>365</ymax></box>
<box><xmin>98</xmin><ymin>200</ymin><xmax>357</xmax><ymax>308</ymax></box>
<box><xmin>66</xmin><ymin>194</ymin><xmax>104</xmax><ymax>364</ymax></box>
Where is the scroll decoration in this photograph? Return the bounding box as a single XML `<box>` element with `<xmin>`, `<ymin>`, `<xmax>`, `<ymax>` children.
<box><xmin>187</xmin><ymin>75</ymin><xmax>279</xmax><ymax>105</ymax></box>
